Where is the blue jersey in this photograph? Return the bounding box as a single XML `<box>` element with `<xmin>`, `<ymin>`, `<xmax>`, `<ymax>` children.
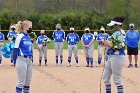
<box><xmin>14</xmin><ymin>32</ymin><xmax>33</xmax><ymax>56</ymax></box>
<box><xmin>7</xmin><ymin>31</ymin><xmax>18</xmax><ymax>38</ymax></box>
<box><xmin>107</xmin><ymin>29</ymin><xmax>125</xmax><ymax>55</ymax></box>
<box><xmin>52</xmin><ymin>30</ymin><xmax>65</xmax><ymax>42</ymax></box>
<box><xmin>66</xmin><ymin>33</ymin><xmax>79</xmax><ymax>45</ymax></box>
<box><xmin>37</xmin><ymin>35</ymin><xmax>48</xmax><ymax>44</ymax></box>
<box><xmin>0</xmin><ymin>32</ymin><xmax>5</xmax><ymax>41</ymax></box>
<box><xmin>125</xmin><ymin>30</ymin><xmax>140</xmax><ymax>48</ymax></box>
<box><xmin>97</xmin><ymin>33</ymin><xmax>109</xmax><ymax>44</ymax></box>
<box><xmin>81</xmin><ymin>33</ymin><xmax>95</xmax><ymax>45</ymax></box>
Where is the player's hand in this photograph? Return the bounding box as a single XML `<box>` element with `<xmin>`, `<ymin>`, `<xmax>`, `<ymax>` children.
<box><xmin>100</xmin><ymin>40</ymin><xmax>104</xmax><ymax>43</ymax></box>
<box><xmin>84</xmin><ymin>45</ymin><xmax>88</xmax><ymax>48</ymax></box>
<box><xmin>100</xmin><ymin>40</ymin><xmax>105</xmax><ymax>45</ymax></box>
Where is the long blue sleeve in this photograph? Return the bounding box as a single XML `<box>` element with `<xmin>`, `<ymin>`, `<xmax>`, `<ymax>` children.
<box><xmin>13</xmin><ymin>48</ymin><xmax>19</xmax><ymax>64</ymax></box>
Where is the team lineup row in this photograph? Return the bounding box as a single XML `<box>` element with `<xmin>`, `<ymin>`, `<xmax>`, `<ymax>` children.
<box><xmin>0</xmin><ymin>24</ymin><xmax>107</xmax><ymax>67</ymax></box>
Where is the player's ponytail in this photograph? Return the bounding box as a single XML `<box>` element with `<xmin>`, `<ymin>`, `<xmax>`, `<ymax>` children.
<box><xmin>16</xmin><ymin>20</ymin><xmax>32</xmax><ymax>33</ymax></box>
<box><xmin>16</xmin><ymin>21</ymin><xmax>22</xmax><ymax>33</ymax></box>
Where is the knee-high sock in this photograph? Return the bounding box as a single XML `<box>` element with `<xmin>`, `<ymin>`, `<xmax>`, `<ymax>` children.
<box><xmin>89</xmin><ymin>58</ymin><xmax>93</xmax><ymax>65</ymax></box>
<box><xmin>106</xmin><ymin>85</ymin><xmax>111</xmax><ymax>93</ymax></box>
<box><xmin>56</xmin><ymin>56</ymin><xmax>58</xmax><ymax>64</ymax></box>
<box><xmin>75</xmin><ymin>57</ymin><xmax>78</xmax><ymax>64</ymax></box>
<box><xmin>68</xmin><ymin>57</ymin><xmax>71</xmax><ymax>63</ymax></box>
<box><xmin>117</xmin><ymin>85</ymin><xmax>123</xmax><ymax>93</ymax></box>
<box><xmin>60</xmin><ymin>55</ymin><xmax>63</xmax><ymax>64</ymax></box>
<box><xmin>86</xmin><ymin>57</ymin><xmax>89</xmax><ymax>65</ymax></box>
<box><xmin>16</xmin><ymin>86</ymin><xmax>22</xmax><ymax>93</ymax></box>
<box><xmin>98</xmin><ymin>55</ymin><xmax>102</xmax><ymax>64</ymax></box>
<box><xmin>11</xmin><ymin>59</ymin><xmax>13</xmax><ymax>64</ymax></box>
<box><xmin>45</xmin><ymin>59</ymin><xmax>47</xmax><ymax>64</ymax></box>
<box><xmin>39</xmin><ymin>57</ymin><xmax>42</xmax><ymax>64</ymax></box>
<box><xmin>0</xmin><ymin>57</ymin><xmax>2</xmax><ymax>64</ymax></box>
<box><xmin>23</xmin><ymin>86</ymin><xmax>30</xmax><ymax>93</ymax></box>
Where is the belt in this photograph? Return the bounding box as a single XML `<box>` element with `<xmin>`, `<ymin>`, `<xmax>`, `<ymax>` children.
<box><xmin>69</xmin><ymin>44</ymin><xmax>77</xmax><ymax>45</ymax></box>
<box><xmin>19</xmin><ymin>55</ymin><xmax>32</xmax><ymax>59</ymax></box>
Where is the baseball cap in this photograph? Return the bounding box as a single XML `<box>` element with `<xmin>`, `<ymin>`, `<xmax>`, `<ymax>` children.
<box><xmin>85</xmin><ymin>28</ymin><xmax>90</xmax><ymax>31</ymax></box>
<box><xmin>11</xmin><ymin>25</ymin><xmax>16</xmax><ymax>28</ymax></box>
<box><xmin>129</xmin><ymin>23</ymin><xmax>134</xmax><ymax>27</ymax></box>
<box><xmin>100</xmin><ymin>27</ymin><xmax>105</xmax><ymax>31</ymax></box>
<box><xmin>70</xmin><ymin>28</ymin><xmax>75</xmax><ymax>30</ymax></box>
<box><xmin>107</xmin><ymin>16</ymin><xmax>125</xmax><ymax>26</ymax></box>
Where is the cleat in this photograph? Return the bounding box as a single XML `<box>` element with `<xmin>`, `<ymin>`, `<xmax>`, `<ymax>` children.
<box><xmin>67</xmin><ymin>63</ymin><xmax>71</xmax><ymax>67</ymax></box>
<box><xmin>90</xmin><ymin>65</ymin><xmax>93</xmax><ymax>68</ymax></box>
<box><xmin>128</xmin><ymin>64</ymin><xmax>133</xmax><ymax>68</ymax></box>
<box><xmin>86</xmin><ymin>65</ymin><xmax>89</xmax><ymax>67</ymax></box>
<box><xmin>134</xmin><ymin>64</ymin><xmax>138</xmax><ymax>68</ymax></box>
<box><xmin>76</xmin><ymin>64</ymin><xmax>79</xmax><ymax>67</ymax></box>
<box><xmin>96</xmin><ymin>64</ymin><xmax>100</xmax><ymax>67</ymax></box>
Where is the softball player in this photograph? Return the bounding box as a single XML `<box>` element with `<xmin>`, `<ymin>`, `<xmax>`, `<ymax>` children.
<box><xmin>13</xmin><ymin>20</ymin><xmax>33</xmax><ymax>93</ymax></box>
<box><xmin>37</xmin><ymin>30</ymin><xmax>48</xmax><ymax>66</ymax></box>
<box><xmin>103</xmin><ymin>17</ymin><xmax>126</xmax><ymax>93</ymax></box>
<box><xmin>52</xmin><ymin>24</ymin><xmax>65</xmax><ymax>66</ymax></box>
<box><xmin>7</xmin><ymin>25</ymin><xmax>18</xmax><ymax>66</ymax></box>
<box><xmin>96</xmin><ymin>27</ymin><xmax>109</xmax><ymax>67</ymax></box>
<box><xmin>66</xmin><ymin>28</ymin><xmax>79</xmax><ymax>67</ymax></box>
<box><xmin>81</xmin><ymin>28</ymin><xmax>95</xmax><ymax>68</ymax></box>
<box><xmin>0</xmin><ymin>31</ymin><xmax>5</xmax><ymax>65</ymax></box>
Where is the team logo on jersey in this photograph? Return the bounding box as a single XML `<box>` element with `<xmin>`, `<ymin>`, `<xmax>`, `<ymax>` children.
<box><xmin>56</xmin><ymin>34</ymin><xmax>62</xmax><ymax>39</ymax></box>
<box><xmin>23</xmin><ymin>39</ymin><xmax>32</xmax><ymax>45</ymax></box>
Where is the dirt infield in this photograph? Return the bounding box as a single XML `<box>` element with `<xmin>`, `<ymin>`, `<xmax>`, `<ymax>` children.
<box><xmin>0</xmin><ymin>50</ymin><xmax>140</xmax><ymax>93</ymax></box>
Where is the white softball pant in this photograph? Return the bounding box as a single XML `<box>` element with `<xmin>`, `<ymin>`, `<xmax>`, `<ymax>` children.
<box><xmin>16</xmin><ymin>56</ymin><xmax>33</xmax><ymax>93</ymax></box>
<box><xmin>39</xmin><ymin>45</ymin><xmax>47</xmax><ymax>60</ymax></box>
<box><xmin>54</xmin><ymin>42</ymin><xmax>63</xmax><ymax>64</ymax></box>
<box><xmin>83</xmin><ymin>44</ymin><xmax>94</xmax><ymax>65</ymax></box>
<box><xmin>98</xmin><ymin>45</ymin><xmax>106</xmax><ymax>64</ymax></box>
<box><xmin>68</xmin><ymin>44</ymin><xmax>78</xmax><ymax>58</ymax></box>
<box><xmin>54</xmin><ymin>42</ymin><xmax>63</xmax><ymax>56</ymax></box>
<box><xmin>103</xmin><ymin>55</ymin><xmax>125</xmax><ymax>86</ymax></box>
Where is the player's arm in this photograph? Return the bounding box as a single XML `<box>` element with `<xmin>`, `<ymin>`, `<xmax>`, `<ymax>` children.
<box><xmin>7</xmin><ymin>32</ymin><xmax>12</xmax><ymax>41</ymax></box>
<box><xmin>0</xmin><ymin>34</ymin><xmax>5</xmax><ymax>42</ymax></box>
<box><xmin>66</xmin><ymin>34</ymin><xmax>69</xmax><ymax>43</ymax></box>
<box><xmin>63</xmin><ymin>30</ymin><xmax>65</xmax><ymax>39</ymax></box>
<box><xmin>87</xmin><ymin>34</ymin><xmax>94</xmax><ymax>47</ymax></box>
<box><xmin>81</xmin><ymin>38</ymin><xmax>85</xmax><ymax>47</ymax></box>
<box><xmin>76</xmin><ymin>34</ymin><xmax>80</xmax><ymax>42</ymax></box>
<box><xmin>125</xmin><ymin>32</ymin><xmax>128</xmax><ymax>44</ymax></box>
<box><xmin>63</xmin><ymin>31</ymin><xmax>66</xmax><ymax>41</ymax></box>
<box><xmin>36</xmin><ymin>37</ymin><xmax>41</xmax><ymax>45</ymax></box>
<box><xmin>137</xmin><ymin>31</ymin><xmax>140</xmax><ymax>41</ymax></box>
<box><xmin>81</xmin><ymin>36</ymin><xmax>87</xmax><ymax>48</ymax></box>
<box><xmin>52</xmin><ymin>31</ymin><xmax>55</xmax><ymax>40</ymax></box>
<box><xmin>13</xmin><ymin>34</ymin><xmax>23</xmax><ymax>64</ymax></box>
<box><xmin>87</xmin><ymin>39</ymin><xmax>94</xmax><ymax>47</ymax></box>
<box><xmin>3</xmin><ymin>34</ymin><xmax>5</xmax><ymax>41</ymax></box>
<box><xmin>96</xmin><ymin>35</ymin><xmax>101</xmax><ymax>42</ymax></box>
<box><xmin>102</xmin><ymin>34</ymin><xmax>112</xmax><ymax>48</ymax></box>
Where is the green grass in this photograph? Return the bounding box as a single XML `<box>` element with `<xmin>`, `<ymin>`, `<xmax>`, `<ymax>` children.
<box><xmin>33</xmin><ymin>40</ymin><xmax>99</xmax><ymax>49</ymax></box>
<box><xmin>4</xmin><ymin>40</ymin><xmax>140</xmax><ymax>50</ymax></box>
